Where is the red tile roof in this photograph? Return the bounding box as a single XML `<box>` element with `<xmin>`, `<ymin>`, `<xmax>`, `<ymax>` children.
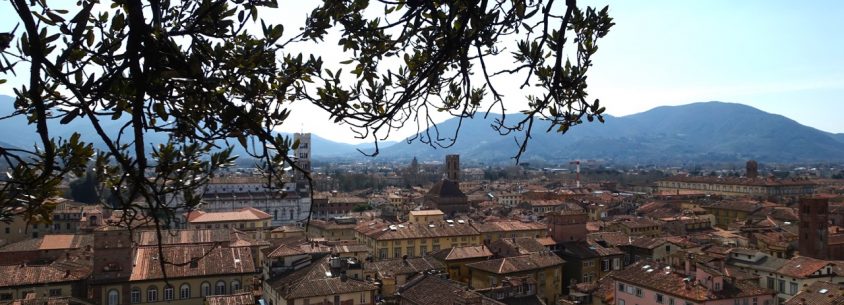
<box><xmin>466</xmin><ymin>253</ymin><xmax>563</xmax><ymax>274</ymax></box>
<box><xmin>186</xmin><ymin>207</ymin><xmax>271</xmax><ymax>223</ymax></box>
<box><xmin>129</xmin><ymin>245</ymin><xmax>255</xmax><ymax>281</ymax></box>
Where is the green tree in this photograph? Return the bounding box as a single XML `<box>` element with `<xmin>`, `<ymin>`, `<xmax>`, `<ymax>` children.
<box><xmin>0</xmin><ymin>0</ymin><xmax>613</xmax><ymax>228</ymax></box>
<box><xmin>68</xmin><ymin>170</ymin><xmax>99</xmax><ymax>204</ymax></box>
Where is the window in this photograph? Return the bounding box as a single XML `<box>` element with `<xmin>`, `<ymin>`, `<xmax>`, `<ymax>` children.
<box><xmin>715</xmin><ymin>282</ymin><xmax>721</xmax><ymax>291</ymax></box>
<box><xmin>108</xmin><ymin>290</ymin><xmax>119</xmax><ymax>305</ymax></box>
<box><xmin>49</xmin><ymin>289</ymin><xmax>62</xmax><ymax>297</ymax></box>
<box><xmin>231</xmin><ymin>280</ymin><xmax>241</xmax><ymax>292</ymax></box>
<box><xmin>147</xmin><ymin>287</ymin><xmax>158</xmax><ymax>302</ymax></box>
<box><xmin>215</xmin><ymin>280</ymin><xmax>226</xmax><ymax>295</ymax></box>
<box><xmin>0</xmin><ymin>294</ymin><xmax>11</xmax><ymax>301</ymax></box>
<box><xmin>635</xmin><ymin>287</ymin><xmax>643</xmax><ymax>297</ymax></box>
<box><xmin>180</xmin><ymin>284</ymin><xmax>191</xmax><ymax>299</ymax></box>
<box><xmin>489</xmin><ymin>276</ymin><xmax>498</xmax><ymax>286</ymax></box>
<box><xmin>420</xmin><ymin>245</ymin><xmax>427</xmax><ymax>256</ymax></box>
<box><xmin>789</xmin><ymin>282</ymin><xmax>798</xmax><ymax>295</ymax></box>
<box><xmin>602</xmin><ymin>259</ymin><xmax>610</xmax><ymax>271</ymax></box>
<box><xmin>201</xmin><ymin>282</ymin><xmax>211</xmax><ymax>297</ymax></box>
<box><xmin>766</xmin><ymin>277</ymin><xmax>774</xmax><ymax>289</ymax></box>
<box><xmin>618</xmin><ymin>300</ymin><xmax>625</xmax><ymax>305</ymax></box>
<box><xmin>378</xmin><ymin>248</ymin><xmax>387</xmax><ymax>259</ymax></box>
<box><xmin>656</xmin><ymin>293</ymin><xmax>664</xmax><ymax>304</ymax></box>
<box><xmin>669</xmin><ymin>298</ymin><xmax>675</xmax><ymax>305</ymax></box>
<box><xmin>618</xmin><ymin>283</ymin><xmax>625</xmax><ymax>292</ymax></box>
<box><xmin>130</xmin><ymin>288</ymin><xmax>141</xmax><ymax>303</ymax></box>
<box><xmin>778</xmin><ymin>279</ymin><xmax>785</xmax><ymax>293</ymax></box>
<box><xmin>393</xmin><ymin>247</ymin><xmax>401</xmax><ymax>258</ymax></box>
<box><xmin>407</xmin><ymin>247</ymin><xmax>415</xmax><ymax>257</ymax></box>
<box><xmin>163</xmin><ymin>286</ymin><xmax>174</xmax><ymax>301</ymax></box>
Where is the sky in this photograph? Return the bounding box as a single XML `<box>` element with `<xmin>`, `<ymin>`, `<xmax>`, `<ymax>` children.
<box><xmin>1</xmin><ymin>0</ymin><xmax>843</xmax><ymax>144</ymax></box>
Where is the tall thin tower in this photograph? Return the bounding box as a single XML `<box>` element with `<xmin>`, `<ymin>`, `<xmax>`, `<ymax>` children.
<box><xmin>293</xmin><ymin>133</ymin><xmax>311</xmax><ymax>181</ymax></box>
<box><xmin>446</xmin><ymin>154</ymin><xmax>460</xmax><ymax>182</ymax></box>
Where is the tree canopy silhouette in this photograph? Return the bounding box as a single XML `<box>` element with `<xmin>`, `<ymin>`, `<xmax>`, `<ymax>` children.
<box><xmin>0</xmin><ymin>0</ymin><xmax>614</xmax><ymax>228</ymax></box>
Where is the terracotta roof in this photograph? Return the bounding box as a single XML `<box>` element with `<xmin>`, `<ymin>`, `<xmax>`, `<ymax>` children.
<box><xmin>266</xmin><ymin>244</ymin><xmax>307</xmax><ymax>258</ymax></box>
<box><xmin>334</xmin><ymin>244</ymin><xmax>370</xmax><ymax>254</ymax></box>
<box><xmin>204</xmin><ymin>293</ymin><xmax>255</xmax><ymax>305</ymax></box>
<box><xmin>560</xmin><ymin>241</ymin><xmax>623</xmax><ymax>259</ymax></box>
<box><xmin>5</xmin><ymin>296</ymin><xmax>74</xmax><ymax>305</ymax></box>
<box><xmin>431</xmin><ymin>245</ymin><xmax>493</xmax><ymax>261</ymax></box>
<box><xmin>466</xmin><ymin>253</ymin><xmax>563</xmax><ymax>274</ymax></box>
<box><xmin>472</xmin><ymin>220</ymin><xmax>547</xmax><ymax>234</ymax></box>
<box><xmin>588</xmin><ymin>232</ymin><xmax>632</xmax><ymax>247</ymax></box>
<box><xmin>186</xmin><ymin>207</ymin><xmax>271</xmax><ymax>223</ymax></box>
<box><xmin>661</xmin><ymin>176</ymin><xmax>816</xmax><ymax>187</ymax></box>
<box><xmin>776</xmin><ymin>256</ymin><xmax>833</xmax><ymax>278</ymax></box>
<box><xmin>398</xmin><ymin>274</ymin><xmax>504</xmax><ymax>305</ymax></box>
<box><xmin>0</xmin><ymin>264</ymin><xmax>89</xmax><ymax>287</ymax></box>
<box><xmin>269</xmin><ymin>256</ymin><xmax>377</xmax><ymax>299</ymax></box>
<box><xmin>612</xmin><ymin>261</ymin><xmax>775</xmax><ymax>302</ymax></box>
<box><xmin>488</xmin><ymin>238</ymin><xmax>547</xmax><ymax>256</ymax></box>
<box><xmin>129</xmin><ymin>245</ymin><xmax>255</xmax><ymax>281</ymax></box>
<box><xmin>410</xmin><ymin>210</ymin><xmax>445</xmax><ymax>216</ymax></box>
<box><xmin>135</xmin><ymin>228</ymin><xmax>263</xmax><ymax>247</ymax></box>
<box><xmin>783</xmin><ymin>281</ymin><xmax>844</xmax><ymax>305</ymax></box>
<box><xmin>0</xmin><ymin>234</ymin><xmax>92</xmax><ymax>252</ymax></box>
<box><xmin>366</xmin><ymin>256</ymin><xmax>445</xmax><ymax>278</ymax></box>
<box><xmin>358</xmin><ymin>222</ymin><xmax>478</xmax><ymax>240</ymax></box>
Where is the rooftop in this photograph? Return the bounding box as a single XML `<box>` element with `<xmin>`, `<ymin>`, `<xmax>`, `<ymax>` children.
<box><xmin>466</xmin><ymin>253</ymin><xmax>563</xmax><ymax>274</ymax></box>
<box><xmin>129</xmin><ymin>245</ymin><xmax>255</xmax><ymax>281</ymax></box>
<box><xmin>269</xmin><ymin>256</ymin><xmax>377</xmax><ymax>299</ymax></box>
<box><xmin>186</xmin><ymin>207</ymin><xmax>271</xmax><ymax>223</ymax></box>
<box><xmin>431</xmin><ymin>245</ymin><xmax>493</xmax><ymax>261</ymax></box>
<box><xmin>612</xmin><ymin>261</ymin><xmax>775</xmax><ymax>302</ymax></box>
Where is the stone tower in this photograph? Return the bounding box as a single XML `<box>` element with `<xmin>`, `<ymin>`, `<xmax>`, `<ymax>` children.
<box><xmin>746</xmin><ymin>160</ymin><xmax>759</xmax><ymax>179</ymax></box>
<box><xmin>445</xmin><ymin>154</ymin><xmax>460</xmax><ymax>182</ymax></box>
<box><xmin>293</xmin><ymin>133</ymin><xmax>311</xmax><ymax>180</ymax></box>
<box><xmin>548</xmin><ymin>210</ymin><xmax>589</xmax><ymax>243</ymax></box>
<box><xmin>799</xmin><ymin>197</ymin><xmax>829</xmax><ymax>259</ymax></box>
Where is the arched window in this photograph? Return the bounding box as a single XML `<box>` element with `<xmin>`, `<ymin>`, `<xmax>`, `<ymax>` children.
<box><xmin>130</xmin><ymin>287</ymin><xmax>141</xmax><ymax>304</ymax></box>
<box><xmin>147</xmin><ymin>286</ymin><xmax>158</xmax><ymax>302</ymax></box>
<box><xmin>180</xmin><ymin>283</ymin><xmax>191</xmax><ymax>299</ymax></box>
<box><xmin>231</xmin><ymin>280</ymin><xmax>241</xmax><ymax>293</ymax></box>
<box><xmin>215</xmin><ymin>280</ymin><xmax>226</xmax><ymax>295</ymax></box>
<box><xmin>107</xmin><ymin>290</ymin><xmax>119</xmax><ymax>305</ymax></box>
<box><xmin>201</xmin><ymin>282</ymin><xmax>211</xmax><ymax>297</ymax></box>
<box><xmin>164</xmin><ymin>285</ymin><xmax>174</xmax><ymax>301</ymax></box>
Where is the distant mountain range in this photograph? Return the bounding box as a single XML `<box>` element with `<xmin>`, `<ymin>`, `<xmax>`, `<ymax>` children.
<box><xmin>1</xmin><ymin>95</ymin><xmax>841</xmax><ymax>164</ymax></box>
<box><xmin>377</xmin><ymin>101</ymin><xmax>844</xmax><ymax>164</ymax></box>
<box><xmin>0</xmin><ymin>95</ymin><xmax>391</xmax><ymax>160</ymax></box>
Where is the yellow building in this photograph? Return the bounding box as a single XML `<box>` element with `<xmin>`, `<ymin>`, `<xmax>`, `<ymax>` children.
<box><xmin>0</xmin><ymin>264</ymin><xmax>88</xmax><ymax>301</ymax></box>
<box><xmin>95</xmin><ymin>245</ymin><xmax>257</xmax><ymax>305</ymax></box>
<box><xmin>430</xmin><ymin>245</ymin><xmax>493</xmax><ymax>283</ymax></box>
<box><xmin>656</xmin><ymin>176</ymin><xmax>815</xmax><ymax>197</ymax></box>
<box><xmin>355</xmin><ymin>221</ymin><xmax>481</xmax><ymax>260</ymax></box>
<box><xmin>604</xmin><ymin>217</ymin><xmax>662</xmax><ymax>237</ymax></box>
<box><xmin>408</xmin><ymin>210</ymin><xmax>444</xmax><ymax>224</ymax></box>
<box><xmin>703</xmin><ymin>200</ymin><xmax>763</xmax><ymax>227</ymax></box>
<box><xmin>306</xmin><ymin>218</ymin><xmax>358</xmax><ymax>241</ymax></box>
<box><xmin>186</xmin><ymin>207</ymin><xmax>271</xmax><ymax>240</ymax></box>
<box><xmin>466</xmin><ymin>253</ymin><xmax>565</xmax><ymax>305</ymax></box>
<box><xmin>269</xmin><ymin>226</ymin><xmax>305</xmax><ymax>239</ymax></box>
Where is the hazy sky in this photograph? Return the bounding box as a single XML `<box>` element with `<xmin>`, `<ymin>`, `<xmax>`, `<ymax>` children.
<box><xmin>1</xmin><ymin>0</ymin><xmax>842</xmax><ymax>144</ymax></box>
